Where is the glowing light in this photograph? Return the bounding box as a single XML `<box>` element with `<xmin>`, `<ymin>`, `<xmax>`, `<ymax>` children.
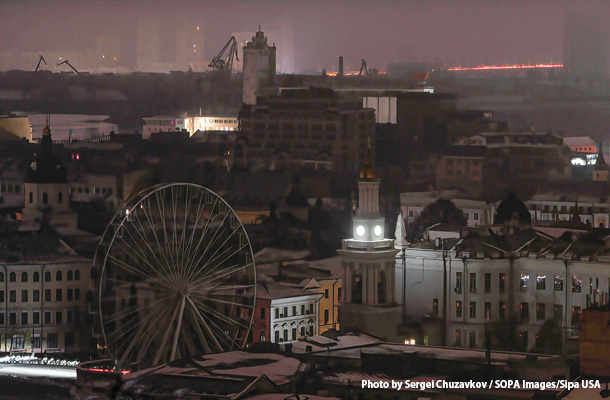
<box><xmin>374</xmin><ymin>225</ymin><xmax>382</xmax><ymax>236</ymax></box>
<box><xmin>356</xmin><ymin>225</ymin><xmax>365</xmax><ymax>237</ymax></box>
<box><xmin>446</xmin><ymin>63</ymin><xmax>563</xmax><ymax>72</ymax></box>
<box><xmin>196</xmin><ymin>26</ymin><xmax>200</xmax><ymax>30</ymax></box>
<box><xmin>83</xmin><ymin>367</ymin><xmax>131</xmax><ymax>375</ymax></box>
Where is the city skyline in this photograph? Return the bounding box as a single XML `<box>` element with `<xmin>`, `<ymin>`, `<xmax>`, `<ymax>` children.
<box><xmin>2</xmin><ymin>0</ymin><xmax>609</xmax><ymax>73</ymax></box>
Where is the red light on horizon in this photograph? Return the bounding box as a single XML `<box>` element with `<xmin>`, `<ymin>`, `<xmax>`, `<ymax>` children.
<box><xmin>447</xmin><ymin>63</ymin><xmax>563</xmax><ymax>72</ymax></box>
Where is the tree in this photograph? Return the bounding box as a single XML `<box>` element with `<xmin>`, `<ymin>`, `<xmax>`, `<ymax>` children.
<box><xmin>408</xmin><ymin>199</ymin><xmax>466</xmax><ymax>240</ymax></box>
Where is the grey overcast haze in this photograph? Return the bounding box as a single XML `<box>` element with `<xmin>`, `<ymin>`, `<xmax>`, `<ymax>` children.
<box><xmin>1</xmin><ymin>0</ymin><xmax>610</xmax><ymax>73</ymax></box>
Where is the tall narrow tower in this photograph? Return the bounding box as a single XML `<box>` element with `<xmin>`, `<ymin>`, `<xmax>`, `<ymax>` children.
<box><xmin>338</xmin><ymin>150</ymin><xmax>401</xmax><ymax>340</ymax></box>
<box><xmin>242</xmin><ymin>27</ymin><xmax>276</xmax><ymax>105</ymax></box>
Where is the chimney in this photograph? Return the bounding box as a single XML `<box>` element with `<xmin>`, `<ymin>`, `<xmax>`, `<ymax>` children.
<box><xmin>339</xmin><ymin>56</ymin><xmax>344</xmax><ymax>77</ymax></box>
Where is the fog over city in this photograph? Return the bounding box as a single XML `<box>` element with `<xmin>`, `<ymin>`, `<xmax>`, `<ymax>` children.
<box><xmin>2</xmin><ymin>0</ymin><xmax>609</xmax><ymax>72</ymax></box>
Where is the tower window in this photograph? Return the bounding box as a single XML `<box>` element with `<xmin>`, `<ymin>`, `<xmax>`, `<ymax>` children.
<box><xmin>42</xmin><ymin>193</ymin><xmax>48</xmax><ymax>204</ymax></box>
<box><xmin>378</xmin><ymin>270</ymin><xmax>387</xmax><ymax>304</ymax></box>
<box><xmin>58</xmin><ymin>192</ymin><xmax>63</xmax><ymax>204</ymax></box>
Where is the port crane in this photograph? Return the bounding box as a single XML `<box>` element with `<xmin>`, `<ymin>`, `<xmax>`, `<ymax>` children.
<box><xmin>35</xmin><ymin>55</ymin><xmax>48</xmax><ymax>72</ymax></box>
<box><xmin>359</xmin><ymin>59</ymin><xmax>369</xmax><ymax>76</ymax></box>
<box><xmin>56</xmin><ymin>59</ymin><xmax>80</xmax><ymax>75</ymax></box>
<box><xmin>208</xmin><ymin>36</ymin><xmax>239</xmax><ymax>72</ymax></box>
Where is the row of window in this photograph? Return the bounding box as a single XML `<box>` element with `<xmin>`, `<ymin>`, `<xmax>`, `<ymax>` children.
<box><xmin>0</xmin><ymin>332</ymin><xmax>72</xmax><ymax>349</ymax></box>
<box><xmin>455</xmin><ymin>272</ymin><xmax>593</xmax><ymax>293</ymax></box>
<box><xmin>69</xmin><ymin>186</ymin><xmax>113</xmax><ymax>195</ymax></box>
<box><xmin>0</xmin><ymin>309</ymin><xmax>76</xmax><ymax>326</ymax></box>
<box><xmin>0</xmin><ymin>288</ymin><xmax>81</xmax><ymax>303</ymax></box>
<box><xmin>272</xmin><ymin>324</ymin><xmax>315</xmax><ymax>342</ymax></box>
<box><xmin>0</xmin><ymin>270</ymin><xmax>80</xmax><ymax>283</ymax></box>
<box><xmin>29</xmin><ymin>191</ymin><xmax>63</xmax><ymax>205</ymax></box>
<box><xmin>273</xmin><ymin>303</ymin><xmax>315</xmax><ymax>319</ymax></box>
<box><xmin>0</xmin><ymin>183</ymin><xmax>20</xmax><ymax>195</ymax></box>
<box><xmin>455</xmin><ymin>300</ymin><xmax>581</xmax><ymax>325</ymax></box>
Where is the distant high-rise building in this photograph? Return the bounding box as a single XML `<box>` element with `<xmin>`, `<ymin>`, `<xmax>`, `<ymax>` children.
<box><xmin>564</xmin><ymin>11</ymin><xmax>610</xmax><ymax>80</ymax></box>
<box><xmin>242</xmin><ymin>28</ymin><xmax>276</xmax><ymax>105</ymax></box>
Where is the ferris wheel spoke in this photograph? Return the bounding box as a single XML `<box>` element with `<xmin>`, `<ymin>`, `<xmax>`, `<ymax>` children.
<box><xmin>155</xmin><ymin>190</ymin><xmax>177</xmax><ymax>273</ymax></box>
<box><xmin>185</xmin><ymin>226</ymin><xmax>241</xmax><ymax>284</ymax></box>
<box><xmin>119</xmin><ymin>225</ymin><xmax>178</xmax><ymax>289</ymax></box>
<box><xmin>170</xmin><ymin>186</ymin><xmax>181</xmax><ymax>273</ymax></box>
<box><xmin>180</xmin><ymin>194</ymin><xmax>211</xmax><ymax>276</ymax></box>
<box><xmin>194</xmin><ymin>241</ymin><xmax>248</xmax><ymax>284</ymax></box>
<box><xmin>182</xmin><ymin>207</ymin><xmax>231</xmax><ymax>281</ymax></box>
<box><xmin>106</xmin><ymin>302</ymin><xmax>168</xmax><ymax>353</ymax></box>
<box><xmin>139</xmin><ymin>198</ymin><xmax>175</xmax><ymax>278</ymax></box>
<box><xmin>186</xmin><ymin>306</ymin><xmax>212</xmax><ymax>354</ymax></box>
<box><xmin>194</xmin><ymin>304</ymin><xmax>242</xmax><ymax>349</ymax></box>
<box><xmin>116</xmin><ymin>305</ymin><xmax>170</xmax><ymax>367</ymax></box>
<box><xmin>206</xmin><ymin>284</ymin><xmax>254</xmax><ymax>292</ymax></box>
<box><xmin>107</xmin><ymin>254</ymin><xmax>171</xmax><ymax>289</ymax></box>
<box><xmin>152</xmin><ymin>299</ymin><xmax>182</xmax><ymax>365</ymax></box>
<box><xmin>191</xmin><ymin>292</ymin><xmax>253</xmax><ymax>311</ymax></box>
<box><xmin>198</xmin><ymin>262</ymin><xmax>255</xmax><ymax>287</ymax></box>
<box><xmin>189</xmin><ymin>297</ymin><xmax>250</xmax><ymax>330</ymax></box>
<box><xmin>177</xmin><ymin>186</ymin><xmax>193</xmax><ymax>278</ymax></box>
<box><xmin>112</xmin><ymin>237</ymin><xmax>175</xmax><ymax>288</ymax></box>
<box><xmin>129</xmin><ymin>211</ymin><xmax>179</xmax><ymax>287</ymax></box>
<box><xmin>181</xmin><ymin>201</ymin><xmax>219</xmax><ymax>282</ymax></box>
<box><xmin>103</xmin><ymin>294</ymin><xmax>172</xmax><ymax>324</ymax></box>
<box><xmin>187</xmin><ymin>296</ymin><xmax>224</xmax><ymax>352</ymax></box>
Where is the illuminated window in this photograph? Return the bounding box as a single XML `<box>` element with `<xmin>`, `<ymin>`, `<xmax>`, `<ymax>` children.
<box><xmin>499</xmin><ymin>301</ymin><xmax>506</xmax><ymax>319</ymax></box>
<box><xmin>520</xmin><ymin>273</ymin><xmax>529</xmax><ymax>291</ymax></box>
<box><xmin>520</xmin><ymin>302</ymin><xmax>529</xmax><ymax>323</ymax></box>
<box><xmin>499</xmin><ymin>273</ymin><xmax>506</xmax><ymax>293</ymax></box>
<box><xmin>572</xmin><ymin>276</ymin><xmax>581</xmax><ymax>292</ymax></box>
<box><xmin>554</xmin><ymin>275</ymin><xmax>564</xmax><ymax>291</ymax></box>
<box><xmin>456</xmin><ymin>301</ymin><xmax>462</xmax><ymax>318</ymax></box>
<box><xmin>536</xmin><ymin>275</ymin><xmax>546</xmax><ymax>290</ymax></box>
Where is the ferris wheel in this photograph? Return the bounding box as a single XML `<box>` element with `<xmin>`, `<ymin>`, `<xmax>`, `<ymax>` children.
<box><xmin>94</xmin><ymin>183</ymin><xmax>256</xmax><ymax>370</ymax></box>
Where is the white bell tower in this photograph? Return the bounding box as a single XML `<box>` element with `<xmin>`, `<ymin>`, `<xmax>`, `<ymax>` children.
<box><xmin>338</xmin><ymin>150</ymin><xmax>401</xmax><ymax>340</ymax></box>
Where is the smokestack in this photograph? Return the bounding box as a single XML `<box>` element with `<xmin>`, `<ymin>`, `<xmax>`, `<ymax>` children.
<box><xmin>339</xmin><ymin>56</ymin><xmax>344</xmax><ymax>77</ymax></box>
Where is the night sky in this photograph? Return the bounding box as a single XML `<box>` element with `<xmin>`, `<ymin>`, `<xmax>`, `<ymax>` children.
<box><xmin>1</xmin><ymin>0</ymin><xmax>609</xmax><ymax>72</ymax></box>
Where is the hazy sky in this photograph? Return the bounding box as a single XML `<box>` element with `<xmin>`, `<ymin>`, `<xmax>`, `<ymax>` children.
<box><xmin>1</xmin><ymin>0</ymin><xmax>609</xmax><ymax>72</ymax></box>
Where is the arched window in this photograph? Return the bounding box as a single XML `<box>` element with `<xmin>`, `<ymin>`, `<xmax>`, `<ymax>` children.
<box><xmin>273</xmin><ymin>325</ymin><xmax>280</xmax><ymax>343</ymax></box>
<box><xmin>21</xmin><ymin>272</ymin><xmax>28</xmax><ymax>282</ymax></box>
<box><xmin>0</xmin><ymin>272</ymin><xmax>4</xmax><ymax>282</ymax></box>
<box><xmin>45</xmin><ymin>271</ymin><xmax>51</xmax><ymax>282</ymax></box>
<box><xmin>282</xmin><ymin>324</ymin><xmax>288</xmax><ymax>342</ymax></box>
<box><xmin>291</xmin><ymin>323</ymin><xmax>297</xmax><ymax>341</ymax></box>
<box><xmin>9</xmin><ymin>272</ymin><xmax>16</xmax><ymax>282</ymax></box>
<box><xmin>352</xmin><ymin>271</ymin><xmax>363</xmax><ymax>304</ymax></box>
<box><xmin>56</xmin><ymin>271</ymin><xmax>62</xmax><ymax>281</ymax></box>
<box><xmin>33</xmin><ymin>272</ymin><xmax>40</xmax><ymax>282</ymax></box>
<box><xmin>378</xmin><ymin>270</ymin><xmax>387</xmax><ymax>304</ymax></box>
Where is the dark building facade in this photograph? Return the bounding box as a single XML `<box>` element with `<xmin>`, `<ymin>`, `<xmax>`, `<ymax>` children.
<box><xmin>239</xmin><ymin>87</ymin><xmax>376</xmax><ymax>172</ymax></box>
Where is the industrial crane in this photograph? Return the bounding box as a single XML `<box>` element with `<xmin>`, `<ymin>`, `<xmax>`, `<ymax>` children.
<box><xmin>35</xmin><ymin>55</ymin><xmax>48</xmax><ymax>72</ymax></box>
<box><xmin>208</xmin><ymin>36</ymin><xmax>239</xmax><ymax>72</ymax></box>
<box><xmin>56</xmin><ymin>59</ymin><xmax>80</xmax><ymax>75</ymax></box>
<box><xmin>359</xmin><ymin>59</ymin><xmax>369</xmax><ymax>76</ymax></box>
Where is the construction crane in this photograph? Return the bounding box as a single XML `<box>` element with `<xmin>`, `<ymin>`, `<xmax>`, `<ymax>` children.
<box><xmin>35</xmin><ymin>55</ymin><xmax>48</xmax><ymax>72</ymax></box>
<box><xmin>359</xmin><ymin>59</ymin><xmax>369</xmax><ymax>76</ymax></box>
<box><xmin>56</xmin><ymin>59</ymin><xmax>80</xmax><ymax>75</ymax></box>
<box><xmin>208</xmin><ymin>36</ymin><xmax>239</xmax><ymax>72</ymax></box>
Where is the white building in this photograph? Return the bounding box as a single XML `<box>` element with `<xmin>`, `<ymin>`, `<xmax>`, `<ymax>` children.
<box><xmin>141</xmin><ymin>116</ymin><xmax>186</xmax><ymax>139</ymax></box>
<box><xmin>395</xmin><ymin>230</ymin><xmax>610</xmax><ymax>352</ymax></box>
<box><xmin>259</xmin><ymin>281</ymin><xmax>321</xmax><ymax>345</ymax></box>
<box><xmin>184</xmin><ymin>115</ymin><xmax>239</xmax><ymax>135</ymax></box>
